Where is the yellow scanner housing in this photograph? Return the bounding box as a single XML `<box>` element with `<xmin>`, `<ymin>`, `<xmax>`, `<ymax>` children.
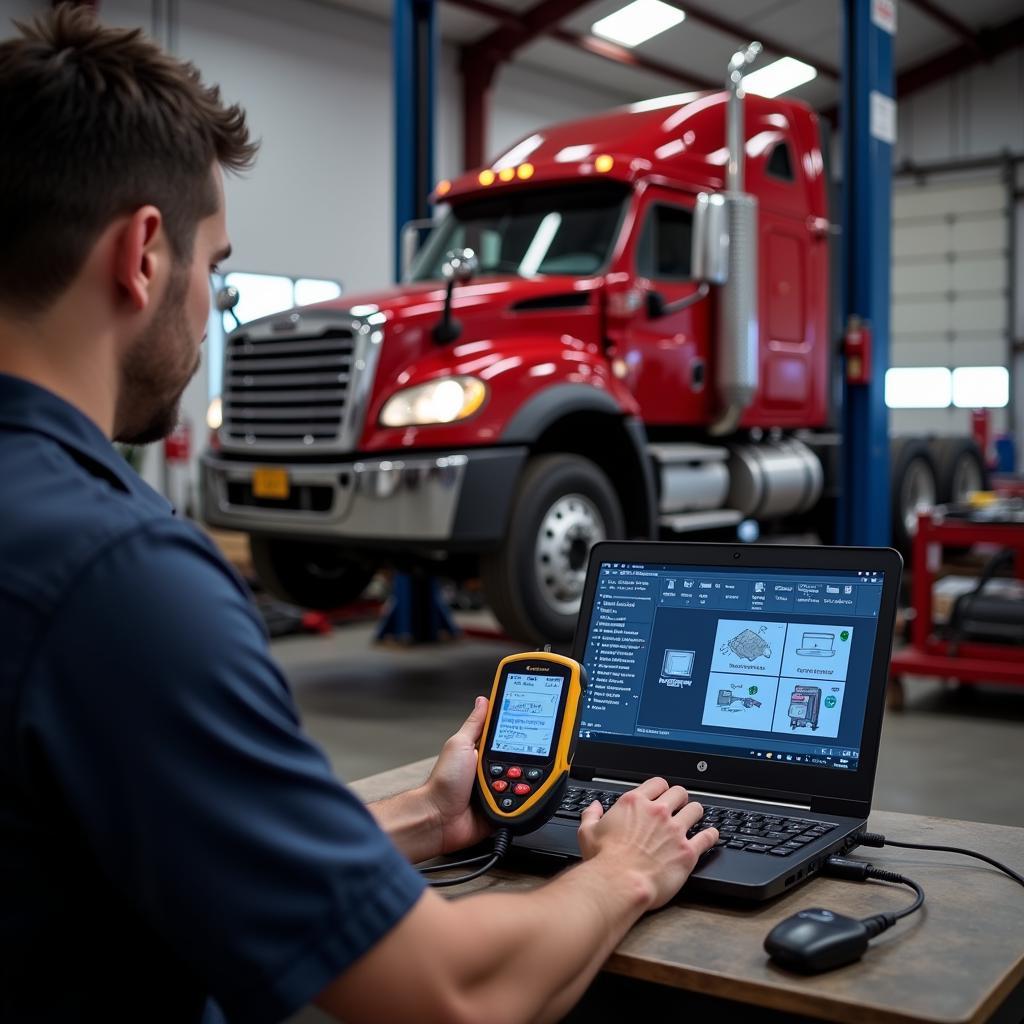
<box><xmin>475</xmin><ymin>651</ymin><xmax>586</xmax><ymax>835</ymax></box>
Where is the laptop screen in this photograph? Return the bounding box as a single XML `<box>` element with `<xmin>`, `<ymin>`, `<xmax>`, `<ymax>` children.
<box><xmin>579</xmin><ymin>560</ymin><xmax>886</xmax><ymax>771</ymax></box>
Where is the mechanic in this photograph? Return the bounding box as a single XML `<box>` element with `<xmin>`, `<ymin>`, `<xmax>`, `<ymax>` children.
<box><xmin>0</xmin><ymin>8</ymin><xmax>718</xmax><ymax>1023</ymax></box>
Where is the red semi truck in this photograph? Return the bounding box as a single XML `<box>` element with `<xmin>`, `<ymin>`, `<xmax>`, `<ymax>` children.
<box><xmin>201</xmin><ymin>52</ymin><xmax>981</xmax><ymax>644</ymax></box>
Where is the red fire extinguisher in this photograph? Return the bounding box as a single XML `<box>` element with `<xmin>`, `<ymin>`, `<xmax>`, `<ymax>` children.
<box><xmin>843</xmin><ymin>315</ymin><xmax>873</xmax><ymax>385</ymax></box>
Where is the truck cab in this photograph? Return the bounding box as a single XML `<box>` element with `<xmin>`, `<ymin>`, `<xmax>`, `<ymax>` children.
<box><xmin>202</xmin><ymin>83</ymin><xmax>836</xmax><ymax>644</ymax></box>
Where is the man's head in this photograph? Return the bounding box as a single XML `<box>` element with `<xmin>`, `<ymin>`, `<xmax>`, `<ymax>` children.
<box><xmin>0</xmin><ymin>4</ymin><xmax>257</xmax><ymax>442</ymax></box>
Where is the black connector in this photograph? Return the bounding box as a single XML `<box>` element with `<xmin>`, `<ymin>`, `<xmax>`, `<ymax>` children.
<box><xmin>822</xmin><ymin>855</ymin><xmax>874</xmax><ymax>880</ymax></box>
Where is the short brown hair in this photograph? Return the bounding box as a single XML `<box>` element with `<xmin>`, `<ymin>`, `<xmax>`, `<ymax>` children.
<box><xmin>0</xmin><ymin>4</ymin><xmax>258</xmax><ymax>313</ymax></box>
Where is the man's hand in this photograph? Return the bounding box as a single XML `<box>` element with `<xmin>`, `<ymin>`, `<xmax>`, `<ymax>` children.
<box><xmin>577</xmin><ymin>776</ymin><xmax>718</xmax><ymax>910</ymax></box>
<box><xmin>423</xmin><ymin>695</ymin><xmax>493</xmax><ymax>854</ymax></box>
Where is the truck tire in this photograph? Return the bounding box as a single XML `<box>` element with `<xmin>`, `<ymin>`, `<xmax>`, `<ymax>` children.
<box><xmin>930</xmin><ymin>437</ymin><xmax>989</xmax><ymax>505</ymax></box>
<box><xmin>890</xmin><ymin>438</ymin><xmax>938</xmax><ymax>555</ymax></box>
<box><xmin>250</xmin><ymin>537</ymin><xmax>375</xmax><ymax>610</ymax></box>
<box><xmin>482</xmin><ymin>454</ymin><xmax>624</xmax><ymax>645</ymax></box>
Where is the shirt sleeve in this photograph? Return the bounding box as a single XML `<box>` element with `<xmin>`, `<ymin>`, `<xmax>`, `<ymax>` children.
<box><xmin>18</xmin><ymin>518</ymin><xmax>426</xmax><ymax>1024</ymax></box>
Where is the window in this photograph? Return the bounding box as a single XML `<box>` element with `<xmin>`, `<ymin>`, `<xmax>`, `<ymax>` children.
<box><xmin>885</xmin><ymin>367</ymin><xmax>951</xmax><ymax>409</ymax></box>
<box><xmin>220</xmin><ymin>272</ymin><xmax>343</xmax><ymax>332</ymax></box>
<box><xmin>884</xmin><ymin>366</ymin><xmax>1011</xmax><ymax>410</ymax></box>
<box><xmin>952</xmin><ymin>366</ymin><xmax>1009</xmax><ymax>409</ymax></box>
<box><xmin>409</xmin><ymin>184</ymin><xmax>629</xmax><ymax>281</ymax></box>
<box><xmin>637</xmin><ymin>204</ymin><xmax>693</xmax><ymax>281</ymax></box>
<box><xmin>766</xmin><ymin>142</ymin><xmax>795</xmax><ymax>182</ymax></box>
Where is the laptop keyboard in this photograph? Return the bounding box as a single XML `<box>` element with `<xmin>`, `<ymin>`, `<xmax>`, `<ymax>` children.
<box><xmin>555</xmin><ymin>787</ymin><xmax>837</xmax><ymax>857</ymax></box>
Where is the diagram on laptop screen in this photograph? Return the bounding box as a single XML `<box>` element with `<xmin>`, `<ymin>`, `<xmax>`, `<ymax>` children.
<box><xmin>700</xmin><ymin>619</ymin><xmax>852</xmax><ymax>738</ymax></box>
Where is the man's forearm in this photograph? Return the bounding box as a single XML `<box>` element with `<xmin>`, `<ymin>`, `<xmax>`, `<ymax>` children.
<box><xmin>367</xmin><ymin>786</ymin><xmax>442</xmax><ymax>863</ymax></box>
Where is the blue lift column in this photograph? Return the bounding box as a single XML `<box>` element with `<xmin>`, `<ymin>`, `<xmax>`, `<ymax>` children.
<box><xmin>393</xmin><ymin>0</ymin><xmax>436</xmax><ymax>282</ymax></box>
<box><xmin>385</xmin><ymin>0</ymin><xmax>458</xmax><ymax>642</ymax></box>
<box><xmin>838</xmin><ymin>0</ymin><xmax>895</xmax><ymax>546</ymax></box>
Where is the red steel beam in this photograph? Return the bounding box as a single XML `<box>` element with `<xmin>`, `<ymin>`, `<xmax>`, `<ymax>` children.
<box><xmin>661</xmin><ymin>0</ymin><xmax>840</xmax><ymax>80</ymax></box>
<box><xmin>467</xmin><ymin>0</ymin><xmax>597</xmax><ymax>63</ymax></box>
<box><xmin>902</xmin><ymin>0</ymin><xmax>984</xmax><ymax>55</ymax></box>
<box><xmin>551</xmin><ymin>27</ymin><xmax>718</xmax><ymax>90</ymax></box>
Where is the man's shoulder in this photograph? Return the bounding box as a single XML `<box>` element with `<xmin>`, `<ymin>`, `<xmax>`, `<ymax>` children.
<box><xmin>0</xmin><ymin>428</ymin><xmax>220</xmax><ymax>614</ymax></box>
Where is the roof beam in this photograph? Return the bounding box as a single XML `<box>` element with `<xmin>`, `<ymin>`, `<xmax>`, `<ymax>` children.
<box><xmin>660</xmin><ymin>0</ymin><xmax>840</xmax><ymax>80</ymax></box>
<box><xmin>902</xmin><ymin>0</ymin><xmax>984</xmax><ymax>56</ymax></box>
<box><xmin>897</xmin><ymin>11</ymin><xmax>1024</xmax><ymax>96</ymax></box>
<box><xmin>551</xmin><ymin>27</ymin><xmax>718</xmax><ymax>89</ymax></box>
<box><xmin>467</xmin><ymin>0</ymin><xmax>597</xmax><ymax>63</ymax></box>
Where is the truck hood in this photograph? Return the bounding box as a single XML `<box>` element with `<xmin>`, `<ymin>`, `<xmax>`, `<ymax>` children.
<box><xmin>313</xmin><ymin>274</ymin><xmax>601</xmax><ymax>325</ymax></box>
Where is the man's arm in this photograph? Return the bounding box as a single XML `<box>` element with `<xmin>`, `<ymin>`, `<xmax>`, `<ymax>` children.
<box><xmin>317</xmin><ymin>779</ymin><xmax>718</xmax><ymax>1024</ymax></box>
<box><xmin>367</xmin><ymin>697</ymin><xmax>492</xmax><ymax>863</ymax></box>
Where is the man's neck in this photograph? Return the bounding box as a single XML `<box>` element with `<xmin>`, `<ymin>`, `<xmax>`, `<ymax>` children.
<box><xmin>0</xmin><ymin>308</ymin><xmax>119</xmax><ymax>439</ymax></box>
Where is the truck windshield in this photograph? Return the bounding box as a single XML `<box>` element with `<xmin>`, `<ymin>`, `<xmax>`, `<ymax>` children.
<box><xmin>410</xmin><ymin>183</ymin><xmax>629</xmax><ymax>281</ymax></box>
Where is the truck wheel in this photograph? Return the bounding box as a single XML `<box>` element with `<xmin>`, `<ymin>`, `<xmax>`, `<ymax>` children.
<box><xmin>930</xmin><ymin>437</ymin><xmax>989</xmax><ymax>505</ymax></box>
<box><xmin>250</xmin><ymin>537</ymin><xmax>375</xmax><ymax>610</ymax></box>
<box><xmin>482</xmin><ymin>454</ymin><xmax>624</xmax><ymax>645</ymax></box>
<box><xmin>890</xmin><ymin>438</ymin><xmax>938</xmax><ymax>555</ymax></box>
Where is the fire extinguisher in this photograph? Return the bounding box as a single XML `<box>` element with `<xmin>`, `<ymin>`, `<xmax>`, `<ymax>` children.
<box><xmin>161</xmin><ymin>419</ymin><xmax>192</xmax><ymax>509</ymax></box>
<box><xmin>843</xmin><ymin>315</ymin><xmax>872</xmax><ymax>385</ymax></box>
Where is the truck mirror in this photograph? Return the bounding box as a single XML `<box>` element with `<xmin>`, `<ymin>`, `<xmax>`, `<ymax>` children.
<box><xmin>692</xmin><ymin>192</ymin><xmax>729</xmax><ymax>285</ymax></box>
<box><xmin>442</xmin><ymin>248</ymin><xmax>479</xmax><ymax>284</ymax></box>
<box><xmin>400</xmin><ymin>218</ymin><xmax>437</xmax><ymax>280</ymax></box>
<box><xmin>215</xmin><ymin>285</ymin><xmax>240</xmax><ymax>313</ymax></box>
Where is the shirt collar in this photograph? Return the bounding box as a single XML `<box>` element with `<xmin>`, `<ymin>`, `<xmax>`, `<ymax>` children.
<box><xmin>0</xmin><ymin>372</ymin><xmax>153</xmax><ymax>498</ymax></box>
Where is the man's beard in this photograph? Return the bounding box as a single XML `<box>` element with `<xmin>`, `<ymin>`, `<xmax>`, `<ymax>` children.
<box><xmin>114</xmin><ymin>266</ymin><xmax>201</xmax><ymax>446</ymax></box>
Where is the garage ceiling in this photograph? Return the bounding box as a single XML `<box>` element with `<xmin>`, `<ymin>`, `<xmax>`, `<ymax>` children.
<box><xmin>322</xmin><ymin>0</ymin><xmax>1023</xmax><ymax>110</ymax></box>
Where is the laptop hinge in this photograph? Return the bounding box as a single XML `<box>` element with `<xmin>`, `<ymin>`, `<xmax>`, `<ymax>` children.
<box><xmin>812</xmin><ymin>796</ymin><xmax>870</xmax><ymax>818</ymax></box>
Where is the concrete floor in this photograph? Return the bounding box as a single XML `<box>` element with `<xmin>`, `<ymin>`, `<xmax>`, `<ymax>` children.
<box><xmin>278</xmin><ymin>615</ymin><xmax>1024</xmax><ymax>1023</ymax></box>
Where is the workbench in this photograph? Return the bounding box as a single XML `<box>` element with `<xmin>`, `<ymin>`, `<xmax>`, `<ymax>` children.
<box><xmin>351</xmin><ymin>758</ymin><xmax>1024</xmax><ymax>1024</ymax></box>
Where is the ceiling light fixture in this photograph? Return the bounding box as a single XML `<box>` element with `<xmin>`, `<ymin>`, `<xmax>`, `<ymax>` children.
<box><xmin>742</xmin><ymin>56</ymin><xmax>817</xmax><ymax>98</ymax></box>
<box><xmin>591</xmin><ymin>0</ymin><xmax>685</xmax><ymax>49</ymax></box>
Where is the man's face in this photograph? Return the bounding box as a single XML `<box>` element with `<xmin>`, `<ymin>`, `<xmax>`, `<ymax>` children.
<box><xmin>114</xmin><ymin>168</ymin><xmax>230</xmax><ymax>445</ymax></box>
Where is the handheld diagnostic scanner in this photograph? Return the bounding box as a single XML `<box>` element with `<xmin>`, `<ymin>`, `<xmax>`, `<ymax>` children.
<box><xmin>475</xmin><ymin>651</ymin><xmax>587</xmax><ymax>835</ymax></box>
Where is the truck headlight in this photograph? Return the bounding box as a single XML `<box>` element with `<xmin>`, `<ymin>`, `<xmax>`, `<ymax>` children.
<box><xmin>206</xmin><ymin>396</ymin><xmax>223</xmax><ymax>430</ymax></box>
<box><xmin>379</xmin><ymin>377</ymin><xmax>487</xmax><ymax>427</ymax></box>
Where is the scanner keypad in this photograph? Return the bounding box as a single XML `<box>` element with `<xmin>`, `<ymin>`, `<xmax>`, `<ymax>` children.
<box><xmin>486</xmin><ymin>763</ymin><xmax>547</xmax><ymax>814</ymax></box>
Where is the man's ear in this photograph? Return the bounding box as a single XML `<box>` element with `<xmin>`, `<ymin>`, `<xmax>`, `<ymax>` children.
<box><xmin>112</xmin><ymin>205</ymin><xmax>165</xmax><ymax>312</ymax></box>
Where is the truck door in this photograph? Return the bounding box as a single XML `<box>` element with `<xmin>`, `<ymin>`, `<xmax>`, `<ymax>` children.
<box><xmin>618</xmin><ymin>191</ymin><xmax>712</xmax><ymax>425</ymax></box>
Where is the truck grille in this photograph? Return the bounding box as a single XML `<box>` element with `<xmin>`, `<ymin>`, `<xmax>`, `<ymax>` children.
<box><xmin>221</xmin><ymin>323</ymin><xmax>356</xmax><ymax>448</ymax></box>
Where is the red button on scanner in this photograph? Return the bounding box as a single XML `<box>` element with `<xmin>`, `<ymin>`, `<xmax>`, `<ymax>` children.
<box><xmin>506</xmin><ymin>766</ymin><xmax>523</xmax><ymax>779</ymax></box>
<box><xmin>512</xmin><ymin>783</ymin><xmax>531</xmax><ymax>796</ymax></box>
<box><xmin>491</xmin><ymin>780</ymin><xmax>509</xmax><ymax>792</ymax></box>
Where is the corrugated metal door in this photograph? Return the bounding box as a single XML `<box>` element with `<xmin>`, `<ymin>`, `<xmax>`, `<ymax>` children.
<box><xmin>890</xmin><ymin>167</ymin><xmax>1011</xmax><ymax>435</ymax></box>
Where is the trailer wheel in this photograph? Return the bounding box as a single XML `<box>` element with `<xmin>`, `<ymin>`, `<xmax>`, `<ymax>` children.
<box><xmin>250</xmin><ymin>537</ymin><xmax>375</xmax><ymax>610</ymax></box>
<box><xmin>482</xmin><ymin>454</ymin><xmax>624</xmax><ymax>644</ymax></box>
<box><xmin>930</xmin><ymin>437</ymin><xmax>989</xmax><ymax>505</ymax></box>
<box><xmin>890</xmin><ymin>438</ymin><xmax>939</xmax><ymax>555</ymax></box>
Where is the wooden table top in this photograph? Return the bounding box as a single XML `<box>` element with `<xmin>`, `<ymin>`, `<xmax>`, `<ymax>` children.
<box><xmin>351</xmin><ymin>758</ymin><xmax>1024</xmax><ymax>1024</ymax></box>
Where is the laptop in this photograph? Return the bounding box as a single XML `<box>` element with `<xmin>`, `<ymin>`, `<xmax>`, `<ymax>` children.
<box><xmin>513</xmin><ymin>540</ymin><xmax>902</xmax><ymax>901</ymax></box>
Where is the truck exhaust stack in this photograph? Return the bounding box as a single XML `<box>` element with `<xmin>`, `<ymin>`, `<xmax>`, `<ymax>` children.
<box><xmin>711</xmin><ymin>42</ymin><xmax>762</xmax><ymax>437</ymax></box>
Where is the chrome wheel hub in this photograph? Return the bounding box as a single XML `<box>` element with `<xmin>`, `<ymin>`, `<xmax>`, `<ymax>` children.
<box><xmin>534</xmin><ymin>493</ymin><xmax>607</xmax><ymax>615</ymax></box>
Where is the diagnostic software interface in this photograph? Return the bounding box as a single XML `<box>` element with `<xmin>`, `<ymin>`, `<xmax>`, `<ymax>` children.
<box><xmin>580</xmin><ymin>562</ymin><xmax>885</xmax><ymax>770</ymax></box>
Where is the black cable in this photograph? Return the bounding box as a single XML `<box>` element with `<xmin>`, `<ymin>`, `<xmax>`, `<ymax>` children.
<box><xmin>424</xmin><ymin>829</ymin><xmax>511</xmax><ymax>888</ymax></box>
<box><xmin>856</xmin><ymin>832</ymin><xmax>1024</xmax><ymax>888</ymax></box>
<box><xmin>821</xmin><ymin>856</ymin><xmax>925</xmax><ymax>947</ymax></box>
<box><xmin>419</xmin><ymin>852</ymin><xmax>493</xmax><ymax>873</ymax></box>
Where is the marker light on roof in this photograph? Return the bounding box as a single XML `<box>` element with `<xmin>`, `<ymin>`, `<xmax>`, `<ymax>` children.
<box><xmin>594</xmin><ymin>154</ymin><xmax>614</xmax><ymax>173</ymax></box>
<box><xmin>478</xmin><ymin>169</ymin><xmax>496</xmax><ymax>186</ymax></box>
<box><xmin>517</xmin><ymin>163</ymin><xmax>535</xmax><ymax>180</ymax></box>
<box><xmin>499</xmin><ymin>167</ymin><xmax>516</xmax><ymax>182</ymax></box>
<box><xmin>435</xmin><ymin>179</ymin><xmax>452</xmax><ymax>196</ymax></box>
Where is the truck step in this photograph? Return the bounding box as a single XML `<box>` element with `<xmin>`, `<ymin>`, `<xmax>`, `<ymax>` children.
<box><xmin>658</xmin><ymin>509</ymin><xmax>744</xmax><ymax>533</ymax></box>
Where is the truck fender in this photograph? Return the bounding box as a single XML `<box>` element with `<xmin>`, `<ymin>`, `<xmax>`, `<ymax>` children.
<box><xmin>502</xmin><ymin>385</ymin><xmax>656</xmax><ymax>540</ymax></box>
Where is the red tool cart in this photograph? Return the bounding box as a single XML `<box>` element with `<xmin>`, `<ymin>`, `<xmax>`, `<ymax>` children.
<box><xmin>888</xmin><ymin>508</ymin><xmax>1024</xmax><ymax>708</ymax></box>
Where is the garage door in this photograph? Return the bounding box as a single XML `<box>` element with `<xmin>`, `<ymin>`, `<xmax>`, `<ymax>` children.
<box><xmin>889</xmin><ymin>167</ymin><xmax>1011</xmax><ymax>436</ymax></box>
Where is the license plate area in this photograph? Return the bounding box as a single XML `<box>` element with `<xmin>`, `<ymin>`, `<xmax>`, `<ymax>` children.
<box><xmin>252</xmin><ymin>467</ymin><xmax>290</xmax><ymax>500</ymax></box>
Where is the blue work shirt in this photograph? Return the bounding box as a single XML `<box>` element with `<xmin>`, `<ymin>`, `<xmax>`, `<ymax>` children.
<box><xmin>0</xmin><ymin>374</ymin><xmax>426</xmax><ymax>1023</ymax></box>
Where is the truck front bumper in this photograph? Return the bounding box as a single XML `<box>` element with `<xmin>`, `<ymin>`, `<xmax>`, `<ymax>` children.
<box><xmin>200</xmin><ymin>447</ymin><xmax>527</xmax><ymax>547</ymax></box>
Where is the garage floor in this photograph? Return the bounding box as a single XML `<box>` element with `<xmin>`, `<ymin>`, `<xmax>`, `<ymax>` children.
<box><xmin>279</xmin><ymin>617</ymin><xmax>1024</xmax><ymax>1023</ymax></box>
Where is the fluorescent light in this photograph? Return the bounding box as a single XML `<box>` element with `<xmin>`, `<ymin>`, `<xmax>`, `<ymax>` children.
<box><xmin>952</xmin><ymin>366</ymin><xmax>1009</xmax><ymax>409</ymax></box>
<box><xmin>885</xmin><ymin>367</ymin><xmax>951</xmax><ymax>409</ymax></box>
<box><xmin>592</xmin><ymin>0</ymin><xmax>685</xmax><ymax>49</ymax></box>
<box><xmin>742</xmin><ymin>57</ymin><xmax>817</xmax><ymax>98</ymax></box>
